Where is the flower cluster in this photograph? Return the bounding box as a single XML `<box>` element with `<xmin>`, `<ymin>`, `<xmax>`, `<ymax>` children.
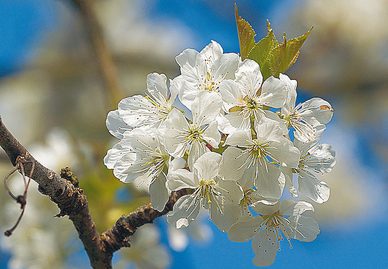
<box><xmin>104</xmin><ymin>41</ymin><xmax>336</xmax><ymax>266</ymax></box>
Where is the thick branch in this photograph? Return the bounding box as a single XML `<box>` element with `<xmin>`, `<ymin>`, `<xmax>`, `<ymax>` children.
<box><xmin>0</xmin><ymin>117</ymin><xmax>187</xmax><ymax>268</ymax></box>
<box><xmin>0</xmin><ymin>117</ymin><xmax>108</xmax><ymax>268</ymax></box>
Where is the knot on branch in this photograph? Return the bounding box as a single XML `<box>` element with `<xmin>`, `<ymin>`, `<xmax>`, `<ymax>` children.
<box><xmin>60</xmin><ymin>167</ymin><xmax>79</xmax><ymax>188</ymax></box>
<box><xmin>52</xmin><ymin>168</ymin><xmax>86</xmax><ymax>217</ymax></box>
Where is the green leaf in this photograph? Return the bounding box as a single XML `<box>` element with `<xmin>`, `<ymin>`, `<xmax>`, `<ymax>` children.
<box><xmin>235</xmin><ymin>4</ymin><xmax>256</xmax><ymax>60</ymax></box>
<box><xmin>242</xmin><ymin>17</ymin><xmax>313</xmax><ymax>80</ymax></box>
<box><xmin>275</xmin><ymin>26</ymin><xmax>313</xmax><ymax>76</ymax></box>
<box><xmin>260</xmin><ymin>34</ymin><xmax>287</xmax><ymax>80</ymax></box>
<box><xmin>247</xmin><ymin>20</ymin><xmax>279</xmax><ymax>79</ymax></box>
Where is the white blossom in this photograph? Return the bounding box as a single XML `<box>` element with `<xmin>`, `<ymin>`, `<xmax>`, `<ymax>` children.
<box><xmin>115</xmin><ymin>73</ymin><xmax>177</xmax><ymax>130</ymax></box>
<box><xmin>167</xmin><ymin>152</ymin><xmax>243</xmax><ymax>232</ymax></box>
<box><xmin>163</xmin><ymin>91</ymin><xmax>222</xmax><ymax>169</ymax></box>
<box><xmin>218</xmin><ymin>59</ymin><xmax>287</xmax><ymax>134</ymax></box>
<box><xmin>173</xmin><ymin>40</ymin><xmax>240</xmax><ymax>109</ymax></box>
<box><xmin>280</xmin><ymin>73</ymin><xmax>333</xmax><ymax>142</ymax></box>
<box><xmin>220</xmin><ymin>117</ymin><xmax>300</xmax><ymax>199</ymax></box>
<box><xmin>284</xmin><ymin>139</ymin><xmax>336</xmax><ymax>203</ymax></box>
<box><xmin>104</xmin><ymin>127</ymin><xmax>170</xmax><ymax>211</ymax></box>
<box><xmin>228</xmin><ymin>200</ymin><xmax>320</xmax><ymax>266</ymax></box>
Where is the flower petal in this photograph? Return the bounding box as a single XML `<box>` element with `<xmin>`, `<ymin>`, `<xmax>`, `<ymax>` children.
<box><xmin>194</xmin><ymin>152</ymin><xmax>222</xmax><ymax>181</ymax></box>
<box><xmin>259</xmin><ymin>76</ymin><xmax>287</xmax><ymax>108</ymax></box>
<box><xmin>235</xmin><ymin>59</ymin><xmax>263</xmax><ymax>97</ymax></box>
<box><xmin>298</xmin><ymin>170</ymin><xmax>330</xmax><ymax>203</ymax></box>
<box><xmin>228</xmin><ymin>214</ymin><xmax>263</xmax><ymax>242</ymax></box>
<box><xmin>209</xmin><ymin>194</ymin><xmax>241</xmax><ymax>232</ymax></box>
<box><xmin>149</xmin><ymin>174</ymin><xmax>169</xmax><ymax>211</ymax></box>
<box><xmin>191</xmin><ymin>91</ymin><xmax>222</xmax><ymax>126</ymax></box>
<box><xmin>285</xmin><ymin>215</ymin><xmax>320</xmax><ymax>242</ymax></box>
<box><xmin>252</xmin><ymin>229</ymin><xmax>278</xmax><ymax>267</ymax></box>
<box><xmin>167</xmin><ymin>169</ymin><xmax>197</xmax><ymax>190</ymax></box>
<box><xmin>167</xmin><ymin>195</ymin><xmax>201</xmax><ymax>229</ymax></box>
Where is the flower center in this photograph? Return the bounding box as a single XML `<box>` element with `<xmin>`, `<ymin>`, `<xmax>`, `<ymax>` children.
<box><xmin>199</xmin><ymin>178</ymin><xmax>216</xmax><ymax>204</ymax></box>
<box><xmin>186</xmin><ymin>125</ymin><xmax>204</xmax><ymax>142</ymax></box>
<box><xmin>199</xmin><ymin>72</ymin><xmax>218</xmax><ymax>92</ymax></box>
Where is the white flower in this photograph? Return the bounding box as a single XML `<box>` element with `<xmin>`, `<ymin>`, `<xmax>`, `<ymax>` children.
<box><xmin>167</xmin><ymin>152</ymin><xmax>243</xmax><ymax>232</ymax></box>
<box><xmin>280</xmin><ymin>73</ymin><xmax>333</xmax><ymax>142</ymax></box>
<box><xmin>228</xmin><ymin>200</ymin><xmax>320</xmax><ymax>267</ymax></box>
<box><xmin>218</xmin><ymin>59</ymin><xmax>287</xmax><ymax>133</ymax></box>
<box><xmin>104</xmin><ymin>127</ymin><xmax>170</xmax><ymax>211</ymax></box>
<box><xmin>283</xmin><ymin>139</ymin><xmax>336</xmax><ymax>203</ymax></box>
<box><xmin>115</xmin><ymin>73</ymin><xmax>177</xmax><ymax>130</ymax></box>
<box><xmin>163</xmin><ymin>91</ymin><xmax>222</xmax><ymax>169</ymax></box>
<box><xmin>173</xmin><ymin>40</ymin><xmax>240</xmax><ymax>109</ymax></box>
<box><xmin>220</xmin><ymin>117</ymin><xmax>300</xmax><ymax>199</ymax></box>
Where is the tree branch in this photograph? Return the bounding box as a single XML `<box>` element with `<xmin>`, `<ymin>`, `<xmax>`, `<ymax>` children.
<box><xmin>0</xmin><ymin>117</ymin><xmax>187</xmax><ymax>268</ymax></box>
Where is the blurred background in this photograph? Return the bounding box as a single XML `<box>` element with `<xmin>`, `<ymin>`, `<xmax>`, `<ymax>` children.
<box><xmin>1</xmin><ymin>0</ymin><xmax>388</xmax><ymax>268</ymax></box>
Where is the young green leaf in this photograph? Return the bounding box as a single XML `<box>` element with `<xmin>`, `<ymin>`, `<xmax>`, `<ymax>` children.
<box><xmin>247</xmin><ymin>20</ymin><xmax>279</xmax><ymax>79</ymax></box>
<box><xmin>235</xmin><ymin>4</ymin><xmax>256</xmax><ymax>60</ymax></box>
<box><xmin>275</xmin><ymin>26</ymin><xmax>313</xmax><ymax>76</ymax></box>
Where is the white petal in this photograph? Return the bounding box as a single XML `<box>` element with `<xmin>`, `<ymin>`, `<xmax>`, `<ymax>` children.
<box><xmin>255</xmin><ymin>116</ymin><xmax>285</xmax><ymax>143</ymax></box>
<box><xmin>167</xmin><ymin>169</ymin><xmax>197</xmax><ymax>190</ymax></box>
<box><xmin>168</xmin><ymin>157</ymin><xmax>186</xmax><ymax>172</ymax></box>
<box><xmin>228</xmin><ymin>214</ymin><xmax>263</xmax><ymax>242</ymax></box>
<box><xmin>251</xmin><ymin>200</ymin><xmax>281</xmax><ymax>216</ymax></box>
<box><xmin>187</xmin><ymin>140</ymin><xmax>209</xmax><ymax>171</ymax></box>
<box><xmin>235</xmin><ymin>59</ymin><xmax>263</xmax><ymax>97</ymax></box>
<box><xmin>281</xmin><ymin>166</ymin><xmax>298</xmax><ymax>197</ymax></box>
<box><xmin>298</xmin><ymin>170</ymin><xmax>330</xmax><ymax>203</ymax></box>
<box><xmin>219</xmin><ymin>147</ymin><xmax>247</xmax><ymax>180</ymax></box>
<box><xmin>200</xmin><ymin>40</ymin><xmax>223</xmax><ymax>66</ymax></box>
<box><xmin>191</xmin><ymin>91</ymin><xmax>222</xmax><ymax>126</ymax></box>
<box><xmin>299</xmin><ymin>97</ymin><xmax>333</xmax><ymax>124</ymax></box>
<box><xmin>255</xmin><ymin>162</ymin><xmax>285</xmax><ymax>199</ymax></box>
<box><xmin>221</xmin><ymin>112</ymin><xmax>251</xmax><ymax>133</ymax></box>
<box><xmin>268</xmin><ymin>139</ymin><xmax>300</xmax><ymax>168</ymax></box>
<box><xmin>147</xmin><ymin>73</ymin><xmax>168</xmax><ymax>101</ymax></box>
<box><xmin>167</xmin><ymin>195</ymin><xmax>201</xmax><ymax>229</ymax></box>
<box><xmin>194</xmin><ymin>152</ymin><xmax>221</xmax><ymax>180</ymax></box>
<box><xmin>164</xmin><ymin>108</ymin><xmax>189</xmax><ymax>157</ymax></box>
<box><xmin>252</xmin><ymin>229</ymin><xmax>278</xmax><ymax>267</ymax></box>
<box><xmin>285</xmin><ymin>215</ymin><xmax>320</xmax><ymax>242</ymax></box>
<box><xmin>281</xmin><ymin>200</ymin><xmax>314</xmax><ymax>216</ymax></box>
<box><xmin>306</xmin><ymin>143</ymin><xmax>336</xmax><ymax>173</ymax></box>
<box><xmin>106</xmin><ymin>110</ymin><xmax>128</xmax><ymax>139</ymax></box>
<box><xmin>279</xmin><ymin>73</ymin><xmax>297</xmax><ymax>115</ymax></box>
<box><xmin>118</xmin><ymin>95</ymin><xmax>158</xmax><ymax>128</ymax></box>
<box><xmin>202</xmin><ymin>121</ymin><xmax>221</xmax><ymax>148</ymax></box>
<box><xmin>219</xmin><ymin>80</ymin><xmax>244</xmax><ymax>106</ymax></box>
<box><xmin>224</xmin><ymin>129</ymin><xmax>252</xmax><ymax>147</ymax></box>
<box><xmin>209</xmin><ymin>194</ymin><xmax>241</xmax><ymax>232</ymax></box>
<box><xmin>149</xmin><ymin>174</ymin><xmax>169</xmax><ymax>211</ymax></box>
<box><xmin>216</xmin><ymin>179</ymin><xmax>244</xmax><ymax>203</ymax></box>
<box><xmin>259</xmin><ymin>76</ymin><xmax>287</xmax><ymax>108</ymax></box>
<box><xmin>211</xmin><ymin>53</ymin><xmax>240</xmax><ymax>83</ymax></box>
<box><xmin>104</xmin><ymin>142</ymin><xmax>131</xmax><ymax>169</ymax></box>
<box><xmin>175</xmin><ymin>49</ymin><xmax>200</xmax><ymax>84</ymax></box>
